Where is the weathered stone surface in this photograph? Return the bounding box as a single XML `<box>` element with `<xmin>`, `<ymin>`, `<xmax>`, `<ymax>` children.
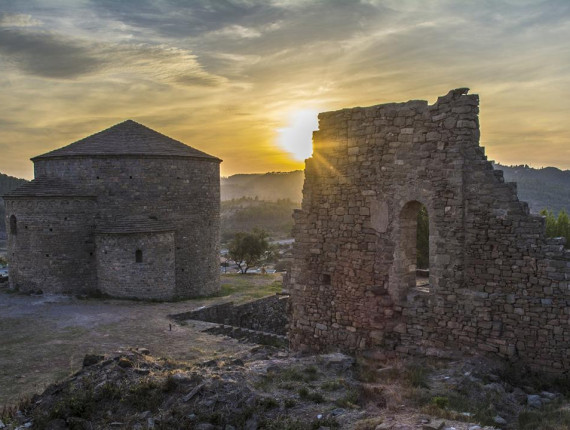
<box><xmin>173</xmin><ymin>295</ymin><xmax>289</xmax><ymax>335</ymax></box>
<box><xmin>83</xmin><ymin>354</ymin><xmax>105</xmax><ymax>367</ymax></box>
<box><xmin>4</xmin><ymin>120</ymin><xmax>221</xmax><ymax>300</ymax></box>
<box><xmin>286</xmin><ymin>89</ymin><xmax>570</xmax><ymax>373</ymax></box>
<box><xmin>527</xmin><ymin>394</ymin><xmax>542</xmax><ymax>408</ymax></box>
<box><xmin>493</xmin><ymin>416</ymin><xmax>507</xmax><ymax>426</ymax></box>
<box><xmin>423</xmin><ymin>419</ymin><xmax>446</xmax><ymax>430</ymax></box>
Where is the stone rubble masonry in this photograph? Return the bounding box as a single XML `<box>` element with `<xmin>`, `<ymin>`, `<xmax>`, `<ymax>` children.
<box><xmin>95</xmin><ymin>231</ymin><xmax>176</xmax><ymax>300</ymax></box>
<box><xmin>286</xmin><ymin>88</ymin><xmax>570</xmax><ymax>373</ymax></box>
<box><xmin>172</xmin><ymin>294</ymin><xmax>289</xmax><ymax>336</ymax></box>
<box><xmin>4</xmin><ymin>197</ymin><xmax>98</xmax><ymax>294</ymax></box>
<box><xmin>4</xmin><ymin>121</ymin><xmax>221</xmax><ymax>300</ymax></box>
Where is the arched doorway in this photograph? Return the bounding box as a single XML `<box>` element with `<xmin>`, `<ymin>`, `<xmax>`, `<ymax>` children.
<box><xmin>390</xmin><ymin>201</ymin><xmax>430</xmax><ymax>300</ymax></box>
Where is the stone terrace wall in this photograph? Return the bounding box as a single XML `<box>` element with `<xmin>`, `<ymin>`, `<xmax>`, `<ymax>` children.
<box><xmin>173</xmin><ymin>294</ymin><xmax>289</xmax><ymax>335</ymax></box>
<box><xmin>288</xmin><ymin>88</ymin><xmax>570</xmax><ymax>373</ymax></box>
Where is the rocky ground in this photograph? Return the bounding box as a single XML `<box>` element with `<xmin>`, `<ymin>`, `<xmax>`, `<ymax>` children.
<box><xmin>3</xmin><ymin>343</ymin><xmax>570</xmax><ymax>429</ymax></box>
<box><xmin>2</xmin><ymin>275</ymin><xmax>570</xmax><ymax>429</ymax></box>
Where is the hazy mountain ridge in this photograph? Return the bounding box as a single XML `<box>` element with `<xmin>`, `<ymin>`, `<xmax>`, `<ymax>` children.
<box><xmin>221</xmin><ymin>165</ymin><xmax>570</xmax><ymax>218</ymax></box>
<box><xmin>494</xmin><ymin>163</ymin><xmax>570</xmax><ymax>215</ymax></box>
<box><xmin>221</xmin><ymin>170</ymin><xmax>304</xmax><ymax>202</ymax></box>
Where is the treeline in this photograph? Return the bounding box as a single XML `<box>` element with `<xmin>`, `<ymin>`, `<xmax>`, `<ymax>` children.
<box><xmin>541</xmin><ymin>209</ymin><xmax>570</xmax><ymax>248</ymax></box>
<box><xmin>0</xmin><ymin>173</ymin><xmax>28</xmax><ymax>233</ymax></box>
<box><xmin>221</xmin><ymin>197</ymin><xmax>299</xmax><ymax>242</ymax></box>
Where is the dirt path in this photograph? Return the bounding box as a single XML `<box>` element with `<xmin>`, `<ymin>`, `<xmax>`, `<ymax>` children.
<box><xmin>0</xmin><ymin>275</ymin><xmax>282</xmax><ymax>406</ymax></box>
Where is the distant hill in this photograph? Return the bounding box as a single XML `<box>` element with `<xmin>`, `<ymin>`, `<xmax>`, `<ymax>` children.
<box><xmin>221</xmin><ymin>197</ymin><xmax>299</xmax><ymax>242</ymax></box>
<box><xmin>494</xmin><ymin>163</ymin><xmax>570</xmax><ymax>215</ymax></box>
<box><xmin>1</xmin><ymin>164</ymin><xmax>568</xmax><ymax>236</ymax></box>
<box><xmin>0</xmin><ymin>173</ymin><xmax>28</xmax><ymax>234</ymax></box>
<box><xmin>221</xmin><ymin>171</ymin><xmax>304</xmax><ymax>202</ymax></box>
<box><xmin>222</xmin><ymin>165</ymin><xmax>570</xmax><ymax>218</ymax></box>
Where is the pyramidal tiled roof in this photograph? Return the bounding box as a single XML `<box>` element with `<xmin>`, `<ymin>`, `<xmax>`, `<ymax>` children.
<box><xmin>3</xmin><ymin>176</ymin><xmax>95</xmax><ymax>198</ymax></box>
<box><xmin>32</xmin><ymin>120</ymin><xmax>221</xmax><ymax>161</ymax></box>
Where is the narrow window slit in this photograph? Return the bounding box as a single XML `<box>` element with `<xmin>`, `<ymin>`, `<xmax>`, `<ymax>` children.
<box><xmin>10</xmin><ymin>215</ymin><xmax>17</xmax><ymax>236</ymax></box>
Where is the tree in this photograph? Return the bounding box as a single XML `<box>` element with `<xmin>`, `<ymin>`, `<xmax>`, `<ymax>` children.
<box><xmin>540</xmin><ymin>208</ymin><xmax>570</xmax><ymax>248</ymax></box>
<box><xmin>540</xmin><ymin>209</ymin><xmax>557</xmax><ymax>238</ymax></box>
<box><xmin>228</xmin><ymin>229</ymin><xmax>271</xmax><ymax>274</ymax></box>
<box><xmin>556</xmin><ymin>210</ymin><xmax>569</xmax><ymax>243</ymax></box>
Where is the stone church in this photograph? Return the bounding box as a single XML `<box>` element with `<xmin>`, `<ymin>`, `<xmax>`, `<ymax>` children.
<box><xmin>3</xmin><ymin>120</ymin><xmax>221</xmax><ymax>300</ymax></box>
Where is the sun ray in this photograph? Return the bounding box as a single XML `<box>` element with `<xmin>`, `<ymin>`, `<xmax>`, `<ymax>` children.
<box><xmin>277</xmin><ymin>109</ymin><xmax>319</xmax><ymax>161</ymax></box>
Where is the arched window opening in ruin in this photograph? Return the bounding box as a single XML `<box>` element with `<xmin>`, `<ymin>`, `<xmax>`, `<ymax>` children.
<box><xmin>391</xmin><ymin>201</ymin><xmax>430</xmax><ymax>300</ymax></box>
<box><xmin>135</xmin><ymin>249</ymin><xmax>143</xmax><ymax>263</ymax></box>
<box><xmin>10</xmin><ymin>215</ymin><xmax>17</xmax><ymax>236</ymax></box>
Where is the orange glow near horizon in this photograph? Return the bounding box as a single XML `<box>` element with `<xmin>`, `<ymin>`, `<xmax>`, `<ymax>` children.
<box><xmin>0</xmin><ymin>2</ymin><xmax>569</xmax><ymax>179</ymax></box>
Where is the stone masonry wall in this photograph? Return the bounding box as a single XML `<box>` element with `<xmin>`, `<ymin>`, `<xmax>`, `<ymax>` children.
<box><xmin>173</xmin><ymin>294</ymin><xmax>289</xmax><ymax>335</ymax></box>
<box><xmin>95</xmin><ymin>231</ymin><xmax>176</xmax><ymax>300</ymax></box>
<box><xmin>34</xmin><ymin>156</ymin><xmax>220</xmax><ymax>298</ymax></box>
<box><xmin>4</xmin><ymin>197</ymin><xmax>98</xmax><ymax>294</ymax></box>
<box><xmin>288</xmin><ymin>89</ymin><xmax>570</xmax><ymax>373</ymax></box>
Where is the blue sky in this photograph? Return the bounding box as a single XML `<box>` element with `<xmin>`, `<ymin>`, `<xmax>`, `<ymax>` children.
<box><xmin>0</xmin><ymin>0</ymin><xmax>569</xmax><ymax>178</ymax></box>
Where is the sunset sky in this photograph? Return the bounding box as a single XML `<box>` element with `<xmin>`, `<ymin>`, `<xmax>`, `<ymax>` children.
<box><xmin>0</xmin><ymin>0</ymin><xmax>569</xmax><ymax>179</ymax></box>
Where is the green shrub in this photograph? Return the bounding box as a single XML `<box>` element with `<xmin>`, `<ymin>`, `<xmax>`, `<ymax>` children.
<box><xmin>335</xmin><ymin>389</ymin><xmax>359</xmax><ymax>408</ymax></box>
<box><xmin>298</xmin><ymin>388</ymin><xmax>325</xmax><ymax>403</ymax></box>
<box><xmin>321</xmin><ymin>380</ymin><xmax>344</xmax><ymax>391</ymax></box>
<box><xmin>258</xmin><ymin>397</ymin><xmax>279</xmax><ymax>410</ymax></box>
<box><xmin>519</xmin><ymin>403</ymin><xmax>570</xmax><ymax>430</ymax></box>
<box><xmin>284</xmin><ymin>398</ymin><xmax>297</xmax><ymax>408</ymax></box>
<box><xmin>162</xmin><ymin>374</ymin><xmax>178</xmax><ymax>393</ymax></box>
<box><xmin>431</xmin><ymin>396</ymin><xmax>449</xmax><ymax>409</ymax></box>
<box><xmin>405</xmin><ymin>364</ymin><xmax>429</xmax><ymax>388</ymax></box>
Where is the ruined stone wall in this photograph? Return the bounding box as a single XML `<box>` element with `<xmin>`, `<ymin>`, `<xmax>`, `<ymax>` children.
<box><xmin>173</xmin><ymin>294</ymin><xmax>289</xmax><ymax>335</ymax></box>
<box><xmin>4</xmin><ymin>197</ymin><xmax>98</xmax><ymax>294</ymax></box>
<box><xmin>288</xmin><ymin>89</ymin><xmax>570</xmax><ymax>373</ymax></box>
<box><xmin>34</xmin><ymin>156</ymin><xmax>220</xmax><ymax>298</ymax></box>
<box><xmin>95</xmin><ymin>231</ymin><xmax>176</xmax><ymax>300</ymax></box>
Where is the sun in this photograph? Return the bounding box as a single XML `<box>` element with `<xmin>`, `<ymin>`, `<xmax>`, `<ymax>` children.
<box><xmin>277</xmin><ymin>109</ymin><xmax>319</xmax><ymax>161</ymax></box>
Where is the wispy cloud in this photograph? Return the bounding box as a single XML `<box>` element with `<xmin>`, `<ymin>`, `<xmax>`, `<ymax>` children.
<box><xmin>0</xmin><ymin>13</ymin><xmax>42</xmax><ymax>27</ymax></box>
<box><xmin>0</xmin><ymin>28</ymin><xmax>225</xmax><ymax>86</ymax></box>
<box><xmin>0</xmin><ymin>29</ymin><xmax>102</xmax><ymax>78</ymax></box>
<box><xmin>208</xmin><ymin>24</ymin><xmax>262</xmax><ymax>39</ymax></box>
<box><xmin>0</xmin><ymin>0</ymin><xmax>569</xmax><ymax>179</ymax></box>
